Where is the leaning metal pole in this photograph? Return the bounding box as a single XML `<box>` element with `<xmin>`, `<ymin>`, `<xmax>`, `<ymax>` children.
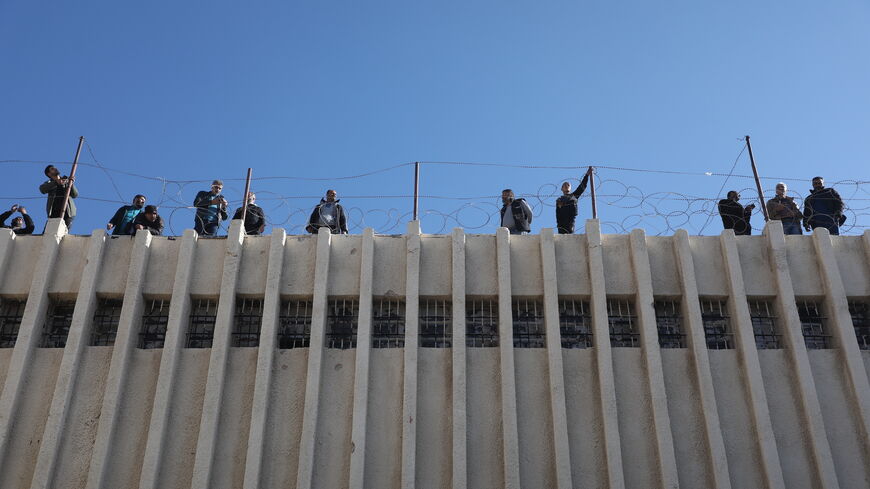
<box><xmin>60</xmin><ymin>136</ymin><xmax>85</xmax><ymax>221</ymax></box>
<box><xmin>413</xmin><ymin>162</ymin><xmax>420</xmax><ymax>221</ymax></box>
<box><xmin>240</xmin><ymin>167</ymin><xmax>253</xmax><ymax>232</ymax></box>
<box><xmin>589</xmin><ymin>167</ymin><xmax>598</xmax><ymax>219</ymax></box>
<box><xmin>745</xmin><ymin>135</ymin><xmax>769</xmax><ymax>221</ymax></box>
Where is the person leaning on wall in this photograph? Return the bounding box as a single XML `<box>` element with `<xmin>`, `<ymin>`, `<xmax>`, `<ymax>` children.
<box><xmin>132</xmin><ymin>205</ymin><xmax>164</xmax><ymax>236</ymax></box>
<box><xmin>107</xmin><ymin>194</ymin><xmax>146</xmax><ymax>236</ymax></box>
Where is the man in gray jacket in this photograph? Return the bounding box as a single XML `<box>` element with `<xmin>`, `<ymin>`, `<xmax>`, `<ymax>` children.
<box><xmin>39</xmin><ymin>165</ymin><xmax>78</xmax><ymax>230</ymax></box>
<box><xmin>500</xmin><ymin>189</ymin><xmax>533</xmax><ymax>234</ymax></box>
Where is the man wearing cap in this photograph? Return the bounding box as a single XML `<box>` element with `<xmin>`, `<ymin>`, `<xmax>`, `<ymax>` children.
<box><xmin>133</xmin><ymin>205</ymin><xmax>164</xmax><ymax>236</ymax></box>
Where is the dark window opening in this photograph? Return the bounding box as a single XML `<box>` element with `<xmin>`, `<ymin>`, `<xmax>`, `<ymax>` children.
<box><xmin>559</xmin><ymin>299</ymin><xmax>592</xmax><ymax>348</ymax></box>
<box><xmin>0</xmin><ymin>298</ymin><xmax>27</xmax><ymax>348</ymax></box>
<box><xmin>186</xmin><ymin>299</ymin><xmax>218</xmax><ymax>348</ymax></box>
<box><xmin>748</xmin><ymin>300</ymin><xmax>781</xmax><ymax>349</ymax></box>
<box><xmin>326</xmin><ymin>298</ymin><xmax>358</xmax><ymax>349</ymax></box>
<box><xmin>608</xmin><ymin>299</ymin><xmax>638</xmax><ymax>347</ymax></box>
<box><xmin>466</xmin><ymin>299</ymin><xmax>498</xmax><ymax>347</ymax></box>
<box><xmin>279</xmin><ymin>300</ymin><xmax>312</xmax><ymax>349</ymax></box>
<box><xmin>700</xmin><ymin>299</ymin><xmax>733</xmax><ymax>350</ymax></box>
<box><xmin>139</xmin><ymin>299</ymin><xmax>170</xmax><ymax>349</ymax></box>
<box><xmin>850</xmin><ymin>301</ymin><xmax>870</xmax><ymax>350</ymax></box>
<box><xmin>655</xmin><ymin>300</ymin><xmax>686</xmax><ymax>348</ymax></box>
<box><xmin>42</xmin><ymin>299</ymin><xmax>76</xmax><ymax>348</ymax></box>
<box><xmin>797</xmin><ymin>300</ymin><xmax>831</xmax><ymax>349</ymax></box>
<box><xmin>512</xmin><ymin>299</ymin><xmax>545</xmax><ymax>348</ymax></box>
<box><xmin>91</xmin><ymin>298</ymin><xmax>123</xmax><ymax>346</ymax></box>
<box><xmin>233</xmin><ymin>298</ymin><xmax>264</xmax><ymax>347</ymax></box>
<box><xmin>372</xmin><ymin>299</ymin><xmax>405</xmax><ymax>348</ymax></box>
<box><xmin>420</xmin><ymin>299</ymin><xmax>451</xmax><ymax>348</ymax></box>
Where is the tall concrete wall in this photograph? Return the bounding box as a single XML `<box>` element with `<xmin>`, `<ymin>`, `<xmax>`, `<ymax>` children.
<box><xmin>0</xmin><ymin>219</ymin><xmax>868</xmax><ymax>488</ymax></box>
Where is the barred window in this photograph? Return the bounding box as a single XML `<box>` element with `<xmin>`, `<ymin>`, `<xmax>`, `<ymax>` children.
<box><xmin>700</xmin><ymin>299</ymin><xmax>733</xmax><ymax>350</ymax></box>
<box><xmin>91</xmin><ymin>298</ymin><xmax>123</xmax><ymax>346</ymax></box>
<box><xmin>420</xmin><ymin>299</ymin><xmax>451</xmax><ymax>348</ymax></box>
<box><xmin>608</xmin><ymin>299</ymin><xmax>638</xmax><ymax>348</ymax></box>
<box><xmin>466</xmin><ymin>299</ymin><xmax>498</xmax><ymax>347</ymax></box>
<box><xmin>0</xmin><ymin>298</ymin><xmax>27</xmax><ymax>348</ymax></box>
<box><xmin>42</xmin><ymin>299</ymin><xmax>77</xmax><ymax>348</ymax></box>
<box><xmin>655</xmin><ymin>300</ymin><xmax>685</xmax><ymax>348</ymax></box>
<box><xmin>512</xmin><ymin>299</ymin><xmax>545</xmax><ymax>348</ymax></box>
<box><xmin>748</xmin><ymin>300</ymin><xmax>781</xmax><ymax>349</ymax></box>
<box><xmin>372</xmin><ymin>299</ymin><xmax>405</xmax><ymax>348</ymax></box>
<box><xmin>797</xmin><ymin>300</ymin><xmax>831</xmax><ymax>349</ymax></box>
<box><xmin>326</xmin><ymin>298</ymin><xmax>358</xmax><ymax>349</ymax></box>
<box><xmin>559</xmin><ymin>299</ymin><xmax>592</xmax><ymax>348</ymax></box>
<box><xmin>279</xmin><ymin>300</ymin><xmax>312</xmax><ymax>349</ymax></box>
<box><xmin>186</xmin><ymin>298</ymin><xmax>218</xmax><ymax>348</ymax></box>
<box><xmin>233</xmin><ymin>298</ymin><xmax>263</xmax><ymax>347</ymax></box>
<box><xmin>850</xmin><ymin>301</ymin><xmax>870</xmax><ymax>350</ymax></box>
<box><xmin>139</xmin><ymin>299</ymin><xmax>170</xmax><ymax>349</ymax></box>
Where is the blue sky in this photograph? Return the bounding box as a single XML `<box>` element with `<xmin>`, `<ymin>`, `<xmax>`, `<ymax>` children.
<box><xmin>1</xmin><ymin>0</ymin><xmax>868</xmax><ymax>235</ymax></box>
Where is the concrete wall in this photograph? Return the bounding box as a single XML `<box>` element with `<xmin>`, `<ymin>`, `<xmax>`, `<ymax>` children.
<box><xmin>0</xmin><ymin>220</ymin><xmax>868</xmax><ymax>489</ymax></box>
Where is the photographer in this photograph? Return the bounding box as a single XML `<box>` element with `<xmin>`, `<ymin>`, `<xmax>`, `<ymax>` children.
<box><xmin>193</xmin><ymin>180</ymin><xmax>228</xmax><ymax>237</ymax></box>
<box><xmin>39</xmin><ymin>165</ymin><xmax>78</xmax><ymax>230</ymax></box>
<box><xmin>0</xmin><ymin>204</ymin><xmax>35</xmax><ymax>235</ymax></box>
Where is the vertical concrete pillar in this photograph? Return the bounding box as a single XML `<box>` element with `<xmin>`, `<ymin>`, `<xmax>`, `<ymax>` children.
<box><xmin>811</xmin><ymin>229</ymin><xmax>870</xmax><ymax>454</ymax></box>
<box><xmin>0</xmin><ymin>218</ymin><xmax>67</xmax><ymax>469</ymax></box>
<box><xmin>495</xmin><ymin>228</ymin><xmax>521</xmax><ymax>489</ymax></box>
<box><xmin>348</xmin><ymin>228</ymin><xmax>375</xmax><ymax>489</ymax></box>
<box><xmin>763</xmin><ymin>222</ymin><xmax>840</xmax><ymax>487</ymax></box>
<box><xmin>585</xmin><ymin>219</ymin><xmax>626</xmax><ymax>489</ymax></box>
<box><xmin>86</xmin><ymin>230</ymin><xmax>154</xmax><ymax>489</ymax></box>
<box><xmin>31</xmin><ymin>230</ymin><xmax>108</xmax><ymax>489</ymax></box>
<box><xmin>401</xmin><ymin>221</ymin><xmax>421</xmax><ymax>489</ymax></box>
<box><xmin>627</xmin><ymin>229</ymin><xmax>679</xmax><ymax>488</ymax></box>
<box><xmin>191</xmin><ymin>221</ymin><xmax>247</xmax><ymax>489</ymax></box>
<box><xmin>295</xmin><ymin>228</ymin><xmax>332</xmax><ymax>489</ymax></box>
<box><xmin>0</xmin><ymin>230</ymin><xmax>15</xmax><ymax>287</ymax></box>
<box><xmin>451</xmin><ymin>228</ymin><xmax>467</xmax><ymax>489</ymax></box>
<box><xmin>718</xmin><ymin>231</ymin><xmax>786</xmax><ymax>489</ymax></box>
<box><xmin>242</xmin><ymin>229</ymin><xmax>286</xmax><ymax>489</ymax></box>
<box><xmin>671</xmin><ymin>230</ymin><xmax>732</xmax><ymax>489</ymax></box>
<box><xmin>538</xmin><ymin>229</ymin><xmax>573</xmax><ymax>489</ymax></box>
<box><xmin>139</xmin><ymin>229</ymin><xmax>199</xmax><ymax>489</ymax></box>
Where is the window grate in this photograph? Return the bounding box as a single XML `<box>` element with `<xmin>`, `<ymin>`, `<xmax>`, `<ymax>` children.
<box><xmin>700</xmin><ymin>299</ymin><xmax>733</xmax><ymax>350</ymax></box>
<box><xmin>466</xmin><ymin>299</ymin><xmax>498</xmax><ymax>347</ymax></box>
<box><xmin>559</xmin><ymin>299</ymin><xmax>592</xmax><ymax>348</ymax></box>
<box><xmin>372</xmin><ymin>299</ymin><xmax>405</xmax><ymax>348</ymax></box>
<box><xmin>186</xmin><ymin>299</ymin><xmax>218</xmax><ymax>348</ymax></box>
<box><xmin>41</xmin><ymin>300</ymin><xmax>76</xmax><ymax>348</ymax></box>
<box><xmin>850</xmin><ymin>301</ymin><xmax>870</xmax><ymax>350</ymax></box>
<box><xmin>797</xmin><ymin>300</ymin><xmax>831</xmax><ymax>349</ymax></box>
<box><xmin>0</xmin><ymin>298</ymin><xmax>27</xmax><ymax>348</ymax></box>
<box><xmin>655</xmin><ymin>300</ymin><xmax>686</xmax><ymax>348</ymax></box>
<box><xmin>233</xmin><ymin>298</ymin><xmax>263</xmax><ymax>347</ymax></box>
<box><xmin>326</xmin><ymin>298</ymin><xmax>358</xmax><ymax>349</ymax></box>
<box><xmin>420</xmin><ymin>299</ymin><xmax>451</xmax><ymax>348</ymax></box>
<box><xmin>91</xmin><ymin>298</ymin><xmax>123</xmax><ymax>346</ymax></box>
<box><xmin>278</xmin><ymin>300</ymin><xmax>312</xmax><ymax>349</ymax></box>
<box><xmin>748</xmin><ymin>300</ymin><xmax>781</xmax><ymax>349</ymax></box>
<box><xmin>608</xmin><ymin>299</ymin><xmax>638</xmax><ymax>347</ymax></box>
<box><xmin>139</xmin><ymin>299</ymin><xmax>170</xmax><ymax>349</ymax></box>
<box><xmin>512</xmin><ymin>299</ymin><xmax>545</xmax><ymax>348</ymax></box>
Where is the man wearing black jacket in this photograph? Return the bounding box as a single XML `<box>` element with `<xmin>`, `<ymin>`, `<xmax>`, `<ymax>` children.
<box><xmin>132</xmin><ymin>205</ymin><xmax>164</xmax><ymax>236</ymax></box>
<box><xmin>0</xmin><ymin>204</ymin><xmax>35</xmax><ymax>235</ymax></box>
<box><xmin>232</xmin><ymin>192</ymin><xmax>266</xmax><ymax>235</ymax></box>
<box><xmin>555</xmin><ymin>167</ymin><xmax>593</xmax><ymax>234</ymax></box>
<box><xmin>718</xmin><ymin>190</ymin><xmax>755</xmax><ymax>235</ymax></box>
<box><xmin>803</xmin><ymin>176</ymin><xmax>845</xmax><ymax>235</ymax></box>
<box><xmin>306</xmin><ymin>189</ymin><xmax>348</xmax><ymax>234</ymax></box>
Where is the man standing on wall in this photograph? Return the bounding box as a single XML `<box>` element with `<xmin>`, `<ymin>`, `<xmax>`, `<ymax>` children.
<box><xmin>500</xmin><ymin>189</ymin><xmax>533</xmax><ymax>235</ymax></box>
<box><xmin>106</xmin><ymin>194</ymin><xmax>146</xmax><ymax>235</ymax></box>
<box><xmin>232</xmin><ymin>192</ymin><xmax>266</xmax><ymax>235</ymax></box>
<box><xmin>718</xmin><ymin>190</ymin><xmax>755</xmax><ymax>235</ymax></box>
<box><xmin>39</xmin><ymin>165</ymin><xmax>78</xmax><ymax>230</ymax></box>
<box><xmin>306</xmin><ymin>189</ymin><xmax>348</xmax><ymax>234</ymax></box>
<box><xmin>803</xmin><ymin>176</ymin><xmax>845</xmax><ymax>235</ymax></box>
<box><xmin>193</xmin><ymin>180</ymin><xmax>228</xmax><ymax>237</ymax></box>
<box><xmin>765</xmin><ymin>183</ymin><xmax>802</xmax><ymax>235</ymax></box>
<box><xmin>555</xmin><ymin>167</ymin><xmax>593</xmax><ymax>234</ymax></box>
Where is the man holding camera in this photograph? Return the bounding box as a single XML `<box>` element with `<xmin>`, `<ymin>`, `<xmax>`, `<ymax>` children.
<box><xmin>0</xmin><ymin>204</ymin><xmax>35</xmax><ymax>235</ymax></box>
<box><xmin>193</xmin><ymin>180</ymin><xmax>228</xmax><ymax>237</ymax></box>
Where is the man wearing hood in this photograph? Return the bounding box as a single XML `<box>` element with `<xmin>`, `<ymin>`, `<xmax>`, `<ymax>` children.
<box><xmin>555</xmin><ymin>167</ymin><xmax>593</xmax><ymax>234</ymax></box>
<box><xmin>306</xmin><ymin>189</ymin><xmax>348</xmax><ymax>234</ymax></box>
<box><xmin>803</xmin><ymin>176</ymin><xmax>845</xmax><ymax>235</ymax></box>
<box><xmin>107</xmin><ymin>194</ymin><xmax>146</xmax><ymax>235</ymax></box>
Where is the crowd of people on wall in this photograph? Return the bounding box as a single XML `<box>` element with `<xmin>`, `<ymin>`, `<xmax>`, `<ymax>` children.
<box><xmin>0</xmin><ymin>165</ymin><xmax>851</xmax><ymax>238</ymax></box>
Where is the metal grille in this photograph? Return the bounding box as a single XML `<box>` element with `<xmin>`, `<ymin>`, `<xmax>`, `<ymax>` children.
<box><xmin>850</xmin><ymin>301</ymin><xmax>870</xmax><ymax>350</ymax></box>
<box><xmin>186</xmin><ymin>299</ymin><xmax>218</xmax><ymax>348</ymax></box>
<box><xmin>326</xmin><ymin>298</ymin><xmax>358</xmax><ymax>349</ymax></box>
<box><xmin>0</xmin><ymin>298</ymin><xmax>26</xmax><ymax>348</ymax></box>
<box><xmin>372</xmin><ymin>299</ymin><xmax>405</xmax><ymax>348</ymax></box>
<box><xmin>655</xmin><ymin>300</ymin><xmax>686</xmax><ymax>348</ymax></box>
<box><xmin>608</xmin><ymin>299</ymin><xmax>638</xmax><ymax>347</ymax></box>
<box><xmin>278</xmin><ymin>300</ymin><xmax>312</xmax><ymax>349</ymax></box>
<box><xmin>139</xmin><ymin>299</ymin><xmax>170</xmax><ymax>349</ymax></box>
<box><xmin>559</xmin><ymin>299</ymin><xmax>592</xmax><ymax>348</ymax></box>
<box><xmin>91</xmin><ymin>298</ymin><xmax>123</xmax><ymax>346</ymax></box>
<box><xmin>466</xmin><ymin>299</ymin><xmax>498</xmax><ymax>347</ymax></box>
<box><xmin>233</xmin><ymin>298</ymin><xmax>263</xmax><ymax>347</ymax></box>
<box><xmin>42</xmin><ymin>300</ymin><xmax>76</xmax><ymax>348</ymax></box>
<box><xmin>700</xmin><ymin>299</ymin><xmax>733</xmax><ymax>350</ymax></box>
<box><xmin>420</xmin><ymin>299</ymin><xmax>451</xmax><ymax>348</ymax></box>
<box><xmin>512</xmin><ymin>299</ymin><xmax>545</xmax><ymax>348</ymax></box>
<box><xmin>748</xmin><ymin>300</ymin><xmax>781</xmax><ymax>349</ymax></box>
<box><xmin>797</xmin><ymin>300</ymin><xmax>831</xmax><ymax>349</ymax></box>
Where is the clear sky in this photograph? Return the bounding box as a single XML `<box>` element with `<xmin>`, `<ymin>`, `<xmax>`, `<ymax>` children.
<box><xmin>2</xmin><ymin>0</ymin><xmax>868</xmax><ymax>236</ymax></box>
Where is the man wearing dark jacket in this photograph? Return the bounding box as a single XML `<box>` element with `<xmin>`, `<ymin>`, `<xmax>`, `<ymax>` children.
<box><xmin>718</xmin><ymin>190</ymin><xmax>755</xmax><ymax>235</ymax></box>
<box><xmin>0</xmin><ymin>204</ymin><xmax>35</xmax><ymax>235</ymax></box>
<box><xmin>803</xmin><ymin>176</ymin><xmax>845</xmax><ymax>235</ymax></box>
<box><xmin>232</xmin><ymin>192</ymin><xmax>266</xmax><ymax>235</ymax></box>
<box><xmin>39</xmin><ymin>165</ymin><xmax>78</xmax><ymax>230</ymax></box>
<box><xmin>555</xmin><ymin>167</ymin><xmax>593</xmax><ymax>234</ymax></box>
<box><xmin>500</xmin><ymin>189</ymin><xmax>533</xmax><ymax>234</ymax></box>
<box><xmin>766</xmin><ymin>183</ymin><xmax>802</xmax><ymax>235</ymax></box>
<box><xmin>193</xmin><ymin>180</ymin><xmax>228</xmax><ymax>236</ymax></box>
<box><xmin>132</xmin><ymin>205</ymin><xmax>164</xmax><ymax>236</ymax></box>
<box><xmin>306</xmin><ymin>189</ymin><xmax>348</xmax><ymax>234</ymax></box>
<box><xmin>107</xmin><ymin>194</ymin><xmax>146</xmax><ymax>235</ymax></box>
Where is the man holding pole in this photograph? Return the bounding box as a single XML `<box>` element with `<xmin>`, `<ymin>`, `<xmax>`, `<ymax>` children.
<box><xmin>39</xmin><ymin>165</ymin><xmax>78</xmax><ymax>230</ymax></box>
<box><xmin>555</xmin><ymin>167</ymin><xmax>593</xmax><ymax>234</ymax></box>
